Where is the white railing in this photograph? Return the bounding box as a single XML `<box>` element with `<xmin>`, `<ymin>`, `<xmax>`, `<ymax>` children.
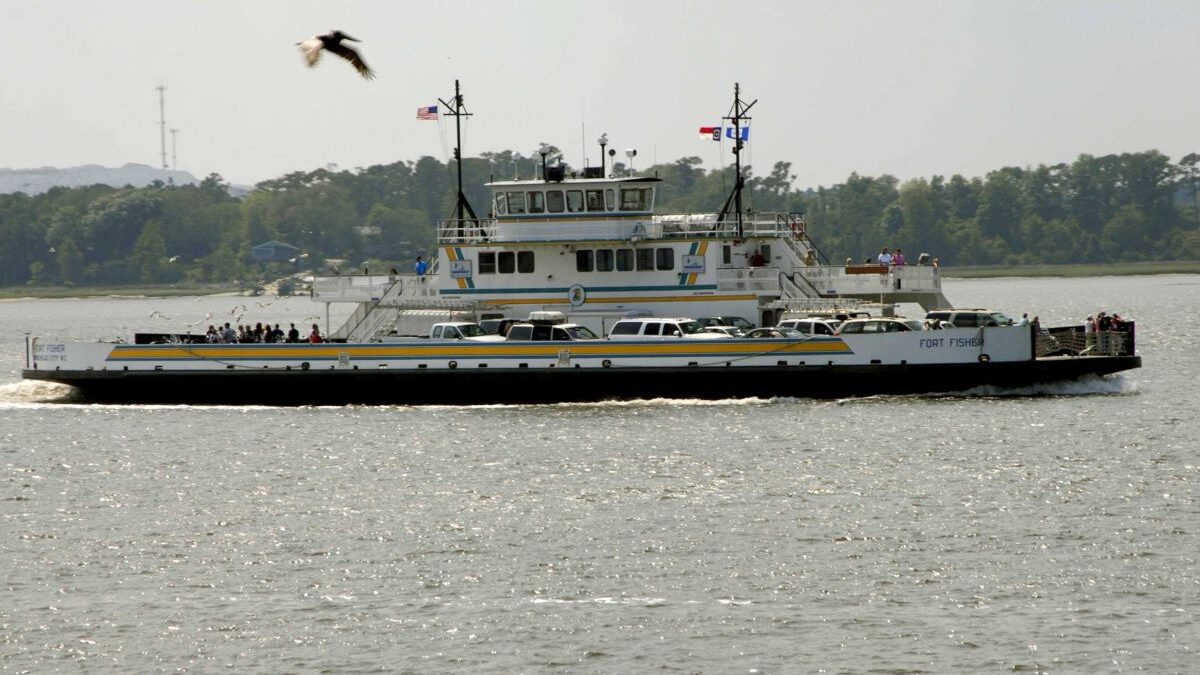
<box><xmin>799</xmin><ymin>265</ymin><xmax>943</xmax><ymax>295</ymax></box>
<box><xmin>437</xmin><ymin>212</ymin><xmax>808</xmax><ymax>244</ymax></box>
<box><xmin>311</xmin><ymin>274</ymin><xmax>399</xmax><ymax>302</ymax></box>
<box><xmin>716</xmin><ymin>266</ymin><xmax>789</xmax><ymax>293</ymax></box>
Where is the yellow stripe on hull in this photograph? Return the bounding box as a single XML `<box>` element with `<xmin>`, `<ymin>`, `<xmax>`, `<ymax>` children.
<box><xmin>475</xmin><ymin>293</ymin><xmax>758</xmax><ymax>306</ymax></box>
<box><xmin>109</xmin><ymin>339</ymin><xmax>852</xmax><ymax>361</ymax></box>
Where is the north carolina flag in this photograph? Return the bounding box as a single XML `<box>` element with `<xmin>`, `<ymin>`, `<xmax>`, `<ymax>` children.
<box><xmin>698</xmin><ymin>126</ymin><xmax>721</xmax><ymax>141</ymax></box>
<box><xmin>726</xmin><ymin>126</ymin><xmax>749</xmax><ymax>141</ymax></box>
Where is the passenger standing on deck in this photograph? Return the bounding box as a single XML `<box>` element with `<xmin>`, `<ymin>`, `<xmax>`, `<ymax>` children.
<box><xmin>1097</xmin><ymin>311</ymin><xmax>1112</xmax><ymax>353</ymax></box>
<box><xmin>892</xmin><ymin>248</ymin><xmax>906</xmax><ymax>266</ymax></box>
<box><xmin>750</xmin><ymin>249</ymin><xmax>766</xmax><ymax>267</ymax></box>
<box><xmin>287</xmin><ymin>323</ymin><xmax>300</xmax><ymax>343</ymax></box>
<box><xmin>309</xmin><ymin>323</ymin><xmax>324</xmax><ymax>344</ymax></box>
<box><xmin>415</xmin><ymin>256</ymin><xmax>428</xmax><ymax>282</ymax></box>
<box><xmin>878</xmin><ymin>248</ymin><xmax>893</xmax><ymax>266</ymax></box>
<box><xmin>221</xmin><ymin>322</ymin><xmax>236</xmax><ymax>343</ymax></box>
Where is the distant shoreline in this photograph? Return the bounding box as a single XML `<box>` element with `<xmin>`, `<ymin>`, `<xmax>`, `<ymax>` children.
<box><xmin>0</xmin><ymin>284</ymin><xmax>243</xmax><ymax>300</ymax></box>
<box><xmin>1</xmin><ymin>261</ymin><xmax>1197</xmax><ymax>299</ymax></box>
<box><xmin>940</xmin><ymin>260</ymin><xmax>1200</xmax><ymax>278</ymax></box>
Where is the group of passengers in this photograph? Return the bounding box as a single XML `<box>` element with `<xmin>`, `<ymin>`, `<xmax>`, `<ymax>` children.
<box><xmin>1084</xmin><ymin>311</ymin><xmax>1128</xmax><ymax>352</ymax></box>
<box><xmin>205</xmin><ymin>322</ymin><xmax>312</xmax><ymax>344</ymax></box>
<box><xmin>844</xmin><ymin>248</ymin><xmax>939</xmax><ymax>268</ymax></box>
<box><xmin>877</xmin><ymin>247</ymin><xmax>906</xmax><ymax>266</ymax></box>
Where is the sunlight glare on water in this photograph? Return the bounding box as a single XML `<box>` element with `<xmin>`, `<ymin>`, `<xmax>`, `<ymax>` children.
<box><xmin>0</xmin><ymin>276</ymin><xmax>1195</xmax><ymax>672</ymax></box>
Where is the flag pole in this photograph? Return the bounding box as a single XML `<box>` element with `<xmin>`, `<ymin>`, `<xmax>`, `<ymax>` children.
<box><xmin>439</xmin><ymin>79</ymin><xmax>477</xmax><ymax>224</ymax></box>
<box><xmin>715</xmin><ymin>82</ymin><xmax>756</xmax><ymax>239</ymax></box>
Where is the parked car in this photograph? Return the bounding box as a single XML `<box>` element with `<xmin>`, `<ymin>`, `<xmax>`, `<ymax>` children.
<box><xmin>836</xmin><ymin>318</ymin><xmax>924</xmax><ymax>334</ymax></box>
<box><xmin>608</xmin><ymin>318</ymin><xmax>731</xmax><ymax>340</ymax></box>
<box><xmin>776</xmin><ymin>318</ymin><xmax>838</xmax><ymax>336</ymax></box>
<box><xmin>505</xmin><ymin>322</ymin><xmax>600</xmax><ymax>341</ymax></box>
<box><xmin>924</xmin><ymin>309</ymin><xmax>1013</xmax><ymax>328</ymax></box>
<box><xmin>480</xmin><ymin>317</ymin><xmax>520</xmax><ymax>336</ymax></box>
<box><xmin>704</xmin><ymin>325</ymin><xmax>746</xmax><ymax>337</ymax></box>
<box><xmin>696</xmin><ymin>316</ymin><xmax>756</xmax><ymax>331</ymax></box>
<box><xmin>743</xmin><ymin>327</ymin><xmax>804</xmax><ymax>339</ymax></box>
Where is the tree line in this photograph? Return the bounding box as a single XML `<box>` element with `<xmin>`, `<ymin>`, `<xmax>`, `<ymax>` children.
<box><xmin>1</xmin><ymin>149</ymin><xmax>1197</xmax><ymax>288</ymax></box>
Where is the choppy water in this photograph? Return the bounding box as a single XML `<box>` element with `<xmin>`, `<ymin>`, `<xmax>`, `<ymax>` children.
<box><xmin>1</xmin><ymin>277</ymin><xmax>1196</xmax><ymax>673</ymax></box>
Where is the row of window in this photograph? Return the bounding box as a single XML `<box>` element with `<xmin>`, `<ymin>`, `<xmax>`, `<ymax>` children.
<box><xmin>495</xmin><ymin>187</ymin><xmax>652</xmax><ymax>216</ymax></box>
<box><xmin>475</xmin><ymin>247</ymin><xmax>678</xmax><ymax>275</ymax></box>
<box><xmin>479</xmin><ymin>251</ymin><xmax>535</xmax><ymax>274</ymax></box>
<box><xmin>577</xmin><ymin>247</ymin><xmax>674</xmax><ymax>272</ymax></box>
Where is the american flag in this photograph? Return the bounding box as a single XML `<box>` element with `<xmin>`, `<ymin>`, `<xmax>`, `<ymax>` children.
<box><xmin>416</xmin><ymin>105</ymin><xmax>438</xmax><ymax>120</ymax></box>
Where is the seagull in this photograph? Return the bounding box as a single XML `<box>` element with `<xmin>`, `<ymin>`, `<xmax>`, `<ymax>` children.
<box><xmin>167</xmin><ymin>255</ymin><xmax>180</xmax><ymax>263</ymax></box>
<box><xmin>298</xmin><ymin>30</ymin><xmax>375</xmax><ymax>79</ymax></box>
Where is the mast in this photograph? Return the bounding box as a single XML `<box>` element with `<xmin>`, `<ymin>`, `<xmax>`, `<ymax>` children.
<box><xmin>439</xmin><ymin>80</ymin><xmax>478</xmax><ymax>222</ymax></box>
<box><xmin>715</xmin><ymin>83</ymin><xmax>756</xmax><ymax>238</ymax></box>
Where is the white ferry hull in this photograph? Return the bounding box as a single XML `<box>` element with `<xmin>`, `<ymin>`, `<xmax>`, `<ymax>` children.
<box><xmin>21</xmin><ymin>328</ymin><xmax>1140</xmax><ymax>405</ymax></box>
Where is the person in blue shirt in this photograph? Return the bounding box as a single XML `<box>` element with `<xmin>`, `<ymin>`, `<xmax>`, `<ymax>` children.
<box><xmin>415</xmin><ymin>256</ymin><xmax>428</xmax><ymax>281</ymax></box>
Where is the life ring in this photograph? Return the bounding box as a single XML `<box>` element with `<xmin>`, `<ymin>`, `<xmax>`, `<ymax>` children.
<box><xmin>978</xmin><ymin>354</ymin><xmax>991</xmax><ymax>363</ymax></box>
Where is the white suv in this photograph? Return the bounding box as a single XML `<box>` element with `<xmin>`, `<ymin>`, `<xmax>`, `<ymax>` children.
<box><xmin>608</xmin><ymin>318</ymin><xmax>731</xmax><ymax>340</ymax></box>
<box><xmin>776</xmin><ymin>318</ymin><xmax>838</xmax><ymax>336</ymax></box>
<box><xmin>924</xmin><ymin>309</ymin><xmax>1013</xmax><ymax>328</ymax></box>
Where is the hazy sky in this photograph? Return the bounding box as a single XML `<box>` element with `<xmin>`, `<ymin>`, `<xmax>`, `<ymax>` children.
<box><xmin>4</xmin><ymin>1</ymin><xmax>1198</xmax><ymax>189</ymax></box>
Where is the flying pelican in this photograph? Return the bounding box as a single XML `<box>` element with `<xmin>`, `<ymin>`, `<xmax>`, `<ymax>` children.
<box><xmin>298</xmin><ymin>30</ymin><xmax>375</xmax><ymax>79</ymax></box>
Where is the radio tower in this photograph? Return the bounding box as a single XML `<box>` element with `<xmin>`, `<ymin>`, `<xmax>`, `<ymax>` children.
<box><xmin>156</xmin><ymin>85</ymin><xmax>168</xmax><ymax>169</ymax></box>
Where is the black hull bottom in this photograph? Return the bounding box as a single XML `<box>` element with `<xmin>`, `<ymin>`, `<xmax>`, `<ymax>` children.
<box><xmin>20</xmin><ymin>356</ymin><xmax>1141</xmax><ymax>406</ymax></box>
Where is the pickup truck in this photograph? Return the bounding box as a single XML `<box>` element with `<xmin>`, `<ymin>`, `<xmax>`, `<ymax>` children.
<box><xmin>427</xmin><ymin>322</ymin><xmax>507</xmax><ymax>342</ymax></box>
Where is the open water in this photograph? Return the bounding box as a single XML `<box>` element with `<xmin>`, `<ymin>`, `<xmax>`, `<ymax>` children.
<box><xmin>0</xmin><ymin>276</ymin><xmax>1196</xmax><ymax>673</ymax></box>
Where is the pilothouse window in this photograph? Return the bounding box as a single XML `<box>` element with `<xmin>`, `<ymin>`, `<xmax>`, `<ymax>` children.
<box><xmin>494</xmin><ymin>193</ymin><xmax>507</xmax><ymax>215</ymax></box>
<box><xmin>527</xmin><ymin>191</ymin><xmax>545</xmax><ymax>214</ymax></box>
<box><xmin>546</xmin><ymin>190</ymin><xmax>565</xmax><ymax>213</ymax></box>
<box><xmin>567</xmin><ymin>190</ymin><xmax>584</xmax><ymax>212</ymax></box>
<box><xmin>620</xmin><ymin>188</ymin><xmax>650</xmax><ymax>211</ymax></box>
<box><xmin>596</xmin><ymin>249</ymin><xmax>614</xmax><ymax>271</ymax></box>
<box><xmin>506</xmin><ymin>192</ymin><xmax>526</xmax><ymax>214</ymax></box>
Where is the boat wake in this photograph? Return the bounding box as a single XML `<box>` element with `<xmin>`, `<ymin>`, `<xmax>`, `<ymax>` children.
<box><xmin>831</xmin><ymin>374</ymin><xmax>1137</xmax><ymax>405</ymax></box>
<box><xmin>0</xmin><ymin>380</ymin><xmax>81</xmax><ymax>405</ymax></box>
<box><xmin>966</xmin><ymin>374</ymin><xmax>1136</xmax><ymax>397</ymax></box>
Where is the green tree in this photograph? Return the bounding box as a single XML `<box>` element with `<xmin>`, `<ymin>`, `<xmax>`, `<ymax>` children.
<box><xmin>132</xmin><ymin>222</ymin><xmax>169</xmax><ymax>283</ymax></box>
<box><xmin>55</xmin><ymin>238</ymin><xmax>84</xmax><ymax>284</ymax></box>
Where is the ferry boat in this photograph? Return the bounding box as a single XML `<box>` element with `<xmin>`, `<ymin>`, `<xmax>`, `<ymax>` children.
<box><xmin>19</xmin><ymin>84</ymin><xmax>1140</xmax><ymax>405</ymax></box>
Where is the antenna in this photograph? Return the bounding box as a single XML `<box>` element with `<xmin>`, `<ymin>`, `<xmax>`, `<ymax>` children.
<box><xmin>170</xmin><ymin>128</ymin><xmax>179</xmax><ymax>170</ymax></box>
<box><xmin>156</xmin><ymin>85</ymin><xmax>168</xmax><ymax>169</ymax></box>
